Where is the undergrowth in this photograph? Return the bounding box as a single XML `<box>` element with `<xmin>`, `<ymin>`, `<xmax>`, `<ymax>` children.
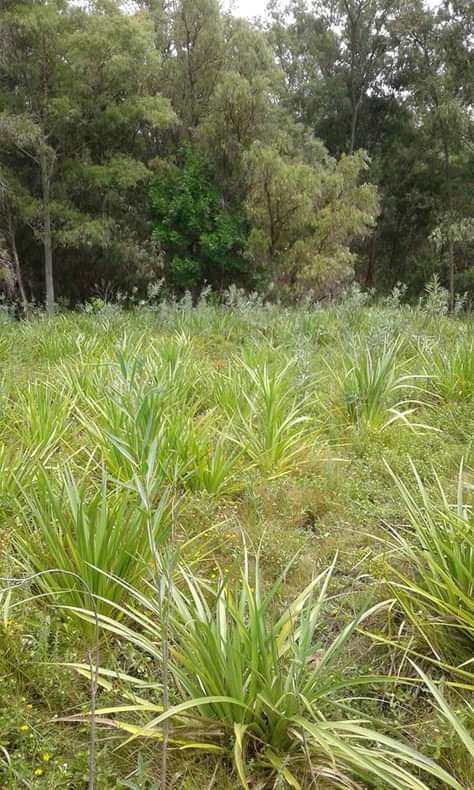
<box><xmin>0</xmin><ymin>299</ymin><xmax>473</xmax><ymax>788</ymax></box>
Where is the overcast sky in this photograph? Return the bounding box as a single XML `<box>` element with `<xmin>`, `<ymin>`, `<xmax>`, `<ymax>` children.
<box><xmin>224</xmin><ymin>0</ymin><xmax>266</xmax><ymax>19</ymax></box>
<box><xmin>225</xmin><ymin>0</ymin><xmax>440</xmax><ymax>20</ymax></box>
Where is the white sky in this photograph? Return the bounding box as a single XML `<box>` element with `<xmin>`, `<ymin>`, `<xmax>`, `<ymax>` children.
<box><xmin>225</xmin><ymin>0</ymin><xmax>441</xmax><ymax>20</ymax></box>
<box><xmin>224</xmin><ymin>0</ymin><xmax>267</xmax><ymax>19</ymax></box>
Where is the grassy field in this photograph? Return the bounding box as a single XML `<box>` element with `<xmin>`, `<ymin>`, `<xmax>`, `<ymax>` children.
<box><xmin>1</xmin><ymin>297</ymin><xmax>473</xmax><ymax>788</ymax></box>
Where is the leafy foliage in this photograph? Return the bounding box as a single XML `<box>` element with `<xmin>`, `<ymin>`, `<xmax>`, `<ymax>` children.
<box><xmin>151</xmin><ymin>150</ymin><xmax>248</xmax><ymax>291</ymax></box>
<box><xmin>425</xmin><ymin>339</ymin><xmax>474</xmax><ymax>402</ymax></box>
<box><xmin>245</xmin><ymin>144</ymin><xmax>377</xmax><ymax>297</ymax></box>
<box><xmin>5</xmin><ymin>0</ymin><xmax>472</xmax><ymax>305</ymax></box>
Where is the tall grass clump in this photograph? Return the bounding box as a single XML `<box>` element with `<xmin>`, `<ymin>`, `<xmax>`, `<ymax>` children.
<box><xmin>84</xmin><ymin>387</ymin><xmax>242</xmax><ymax>495</ymax></box>
<box><xmin>386</xmin><ymin>461</ymin><xmax>474</xmax><ymax>677</ymax></box>
<box><xmin>68</xmin><ymin>555</ymin><xmax>460</xmax><ymax>789</ymax></box>
<box><xmin>14</xmin><ymin>467</ymin><xmax>170</xmax><ymax>626</ymax></box>
<box><xmin>415</xmin><ymin>664</ymin><xmax>474</xmax><ymax>776</ymax></box>
<box><xmin>14</xmin><ymin>381</ymin><xmax>76</xmax><ymax>459</ymax></box>
<box><xmin>216</xmin><ymin>358</ymin><xmax>315</xmax><ymax>477</ymax></box>
<box><xmin>425</xmin><ymin>339</ymin><xmax>474</xmax><ymax>402</ymax></box>
<box><xmin>331</xmin><ymin>337</ymin><xmax>430</xmax><ymax>432</ymax></box>
<box><xmin>77</xmin><ymin>343</ymin><xmax>241</xmax><ymax>494</ymax></box>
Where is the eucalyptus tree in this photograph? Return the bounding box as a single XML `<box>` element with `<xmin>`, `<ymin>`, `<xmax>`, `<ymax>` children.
<box><xmin>0</xmin><ymin>0</ymin><xmax>175</xmax><ymax>310</ymax></box>
<box><xmin>269</xmin><ymin>0</ymin><xmax>401</xmax><ymax>155</ymax></box>
<box><xmin>244</xmin><ymin>142</ymin><xmax>378</xmax><ymax>297</ymax></box>
<box><xmin>394</xmin><ymin>0</ymin><xmax>474</xmax><ymax>307</ymax></box>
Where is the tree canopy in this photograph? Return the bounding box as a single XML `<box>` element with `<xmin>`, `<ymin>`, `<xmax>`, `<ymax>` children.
<box><xmin>0</xmin><ymin>0</ymin><xmax>472</xmax><ymax>309</ymax></box>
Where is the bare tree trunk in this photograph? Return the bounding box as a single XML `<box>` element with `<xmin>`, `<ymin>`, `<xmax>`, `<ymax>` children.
<box><xmin>40</xmin><ymin>144</ymin><xmax>55</xmax><ymax>315</ymax></box>
<box><xmin>447</xmin><ymin>232</ymin><xmax>455</xmax><ymax>312</ymax></box>
<box><xmin>0</xmin><ymin>234</ymin><xmax>16</xmax><ymax>299</ymax></box>
<box><xmin>443</xmin><ymin>139</ymin><xmax>455</xmax><ymax>312</ymax></box>
<box><xmin>6</xmin><ymin>208</ymin><xmax>29</xmax><ymax>316</ymax></box>
<box><xmin>365</xmin><ymin>231</ymin><xmax>376</xmax><ymax>287</ymax></box>
<box><xmin>349</xmin><ymin>96</ymin><xmax>361</xmax><ymax>155</ymax></box>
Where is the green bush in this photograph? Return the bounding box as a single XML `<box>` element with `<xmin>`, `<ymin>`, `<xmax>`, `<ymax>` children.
<box><xmin>150</xmin><ymin>150</ymin><xmax>249</xmax><ymax>292</ymax></box>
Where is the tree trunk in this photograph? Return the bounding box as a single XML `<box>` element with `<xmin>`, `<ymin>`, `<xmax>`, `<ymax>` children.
<box><xmin>40</xmin><ymin>144</ymin><xmax>55</xmax><ymax>314</ymax></box>
<box><xmin>349</xmin><ymin>97</ymin><xmax>360</xmax><ymax>155</ymax></box>
<box><xmin>442</xmin><ymin>139</ymin><xmax>455</xmax><ymax>312</ymax></box>
<box><xmin>6</xmin><ymin>208</ymin><xmax>29</xmax><ymax>316</ymax></box>
<box><xmin>365</xmin><ymin>232</ymin><xmax>376</xmax><ymax>287</ymax></box>
<box><xmin>448</xmin><ymin>236</ymin><xmax>455</xmax><ymax>312</ymax></box>
<box><xmin>0</xmin><ymin>234</ymin><xmax>16</xmax><ymax>298</ymax></box>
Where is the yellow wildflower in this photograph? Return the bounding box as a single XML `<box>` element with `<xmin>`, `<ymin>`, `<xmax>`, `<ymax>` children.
<box><xmin>41</xmin><ymin>753</ymin><xmax>51</xmax><ymax>762</ymax></box>
<box><xmin>34</xmin><ymin>768</ymin><xmax>44</xmax><ymax>777</ymax></box>
<box><xmin>19</xmin><ymin>724</ymin><xmax>29</xmax><ymax>732</ymax></box>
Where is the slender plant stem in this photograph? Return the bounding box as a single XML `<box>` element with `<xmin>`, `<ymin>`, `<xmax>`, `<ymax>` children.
<box><xmin>160</xmin><ymin>573</ymin><xmax>170</xmax><ymax>790</ymax></box>
<box><xmin>87</xmin><ymin>646</ymin><xmax>98</xmax><ymax>790</ymax></box>
<box><xmin>159</xmin><ymin>493</ymin><xmax>177</xmax><ymax>790</ymax></box>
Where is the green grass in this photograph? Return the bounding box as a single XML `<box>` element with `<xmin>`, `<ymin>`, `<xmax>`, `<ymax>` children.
<box><xmin>384</xmin><ymin>460</ymin><xmax>474</xmax><ymax>682</ymax></box>
<box><xmin>0</xmin><ymin>299</ymin><xmax>473</xmax><ymax>788</ymax></box>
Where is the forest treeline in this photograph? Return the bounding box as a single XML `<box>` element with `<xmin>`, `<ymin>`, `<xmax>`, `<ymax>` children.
<box><xmin>0</xmin><ymin>0</ymin><xmax>473</xmax><ymax>312</ymax></box>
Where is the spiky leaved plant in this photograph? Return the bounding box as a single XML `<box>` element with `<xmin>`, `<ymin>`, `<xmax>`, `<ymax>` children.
<box><xmin>385</xmin><ymin>460</ymin><xmax>474</xmax><ymax>683</ymax></box>
<box><xmin>66</xmin><ymin>554</ymin><xmax>460</xmax><ymax>789</ymax></box>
